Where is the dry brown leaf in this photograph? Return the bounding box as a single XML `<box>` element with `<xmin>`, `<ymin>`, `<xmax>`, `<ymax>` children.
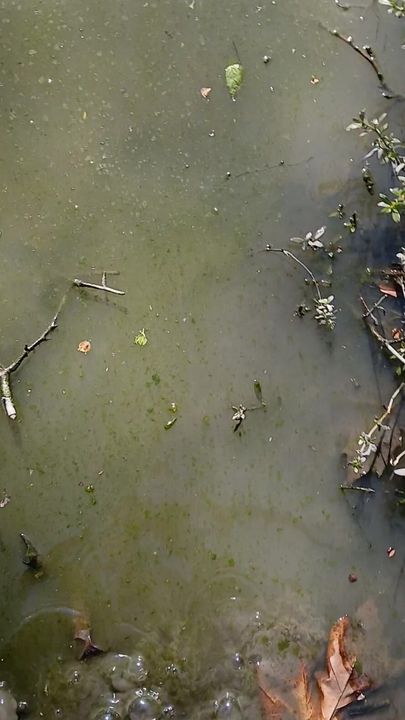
<box><xmin>257</xmin><ymin>666</ymin><xmax>289</xmax><ymax>719</ymax></box>
<box><xmin>310</xmin><ymin>75</ymin><xmax>320</xmax><ymax>85</ymax></box>
<box><xmin>256</xmin><ymin>619</ymin><xmax>371</xmax><ymax>720</ymax></box>
<box><xmin>378</xmin><ymin>283</ymin><xmax>397</xmax><ymax>297</ymax></box>
<box><xmin>316</xmin><ymin>617</ymin><xmax>369</xmax><ymax>720</ymax></box>
<box><xmin>77</xmin><ymin>340</ymin><xmax>91</xmax><ymax>353</ymax></box>
<box><xmin>200</xmin><ymin>86</ymin><xmax>212</xmax><ymax>99</ymax></box>
<box><xmin>295</xmin><ymin>665</ymin><xmax>317</xmax><ymax>720</ymax></box>
<box><xmin>73</xmin><ymin>614</ymin><xmax>103</xmax><ymax>659</ymax></box>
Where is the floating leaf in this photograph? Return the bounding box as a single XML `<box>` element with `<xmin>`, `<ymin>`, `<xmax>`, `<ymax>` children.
<box><xmin>77</xmin><ymin>340</ymin><xmax>91</xmax><ymax>353</ymax></box>
<box><xmin>74</xmin><ymin>614</ymin><xmax>104</xmax><ymax>660</ymax></box>
<box><xmin>164</xmin><ymin>417</ymin><xmax>177</xmax><ymax>430</ymax></box>
<box><xmin>313</xmin><ymin>226</ymin><xmax>326</xmax><ymax>240</ymax></box>
<box><xmin>134</xmin><ymin>329</ymin><xmax>148</xmax><ymax>346</ymax></box>
<box><xmin>169</xmin><ymin>402</ymin><xmax>178</xmax><ymax>414</ymax></box>
<box><xmin>200</xmin><ymin>87</ymin><xmax>212</xmax><ymax>99</ymax></box>
<box><xmin>378</xmin><ymin>283</ymin><xmax>397</xmax><ymax>297</ymax></box>
<box><xmin>225</xmin><ymin>63</ymin><xmax>244</xmax><ymax>99</ymax></box>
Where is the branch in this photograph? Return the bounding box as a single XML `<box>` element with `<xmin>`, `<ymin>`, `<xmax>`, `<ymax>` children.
<box><xmin>73</xmin><ymin>279</ymin><xmax>125</xmax><ymax>296</ymax></box>
<box><xmin>0</xmin><ymin>372</ymin><xmax>17</xmax><ymax>420</ymax></box>
<box><xmin>322</xmin><ymin>25</ymin><xmax>400</xmax><ymax>99</ymax></box>
<box><xmin>0</xmin><ymin>296</ymin><xmax>66</xmax><ymax>419</ymax></box>
<box><xmin>5</xmin><ymin>305</ymin><xmax>61</xmax><ymax>375</ymax></box>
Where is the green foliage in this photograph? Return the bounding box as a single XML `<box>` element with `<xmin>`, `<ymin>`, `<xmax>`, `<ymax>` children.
<box><xmin>134</xmin><ymin>328</ymin><xmax>148</xmax><ymax>346</ymax></box>
<box><xmin>379</xmin><ymin>0</ymin><xmax>405</xmax><ymax>17</ymax></box>
<box><xmin>347</xmin><ymin>110</ymin><xmax>405</xmax><ymax>225</ymax></box>
<box><xmin>378</xmin><ymin>186</ymin><xmax>405</xmax><ymax>223</ymax></box>
<box><xmin>225</xmin><ymin>63</ymin><xmax>244</xmax><ymax>99</ymax></box>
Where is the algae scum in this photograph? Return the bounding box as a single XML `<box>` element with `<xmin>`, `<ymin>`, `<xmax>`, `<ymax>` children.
<box><xmin>1</xmin><ymin>0</ymin><xmax>405</xmax><ymax>717</ymax></box>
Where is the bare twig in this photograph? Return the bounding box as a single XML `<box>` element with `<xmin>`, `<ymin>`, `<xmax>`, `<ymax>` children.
<box><xmin>341</xmin><ymin>485</ymin><xmax>375</xmax><ymax>494</ymax></box>
<box><xmin>0</xmin><ymin>297</ymin><xmax>66</xmax><ymax>420</ymax></box>
<box><xmin>360</xmin><ymin>295</ymin><xmax>385</xmax><ymax>324</ymax></box>
<box><xmin>73</xmin><ymin>279</ymin><xmax>125</xmax><ymax>296</ymax></box>
<box><xmin>322</xmin><ymin>25</ymin><xmax>400</xmax><ymax>99</ymax></box>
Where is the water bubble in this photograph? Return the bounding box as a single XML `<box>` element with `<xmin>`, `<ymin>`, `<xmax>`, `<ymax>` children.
<box><xmin>109</xmin><ymin>654</ymin><xmax>148</xmax><ymax>692</ymax></box>
<box><xmin>93</xmin><ymin>709</ymin><xmax>121</xmax><ymax>720</ymax></box>
<box><xmin>215</xmin><ymin>694</ymin><xmax>242</xmax><ymax>720</ymax></box>
<box><xmin>127</xmin><ymin>693</ymin><xmax>161</xmax><ymax>720</ymax></box>
<box><xmin>231</xmin><ymin>653</ymin><xmax>244</xmax><ymax>670</ymax></box>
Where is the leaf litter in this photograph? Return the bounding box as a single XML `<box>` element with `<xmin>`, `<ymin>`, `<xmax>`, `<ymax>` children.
<box><xmin>257</xmin><ymin>617</ymin><xmax>372</xmax><ymax>720</ymax></box>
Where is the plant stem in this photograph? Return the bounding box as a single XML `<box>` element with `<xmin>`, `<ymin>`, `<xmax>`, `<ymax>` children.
<box><xmin>266</xmin><ymin>247</ymin><xmax>322</xmax><ymax>299</ymax></box>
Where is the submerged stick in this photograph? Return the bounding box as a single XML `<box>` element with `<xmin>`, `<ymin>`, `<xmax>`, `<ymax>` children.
<box><xmin>73</xmin><ymin>279</ymin><xmax>125</xmax><ymax>296</ymax></box>
<box><xmin>0</xmin><ymin>298</ymin><xmax>65</xmax><ymax>419</ymax></box>
<box><xmin>322</xmin><ymin>25</ymin><xmax>400</xmax><ymax>99</ymax></box>
<box><xmin>341</xmin><ymin>485</ymin><xmax>375</xmax><ymax>494</ymax></box>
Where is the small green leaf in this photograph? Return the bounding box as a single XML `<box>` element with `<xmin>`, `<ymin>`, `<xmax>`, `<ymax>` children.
<box><xmin>225</xmin><ymin>63</ymin><xmax>244</xmax><ymax>99</ymax></box>
<box><xmin>392</xmin><ymin>210</ymin><xmax>401</xmax><ymax>223</ymax></box>
<box><xmin>164</xmin><ymin>417</ymin><xmax>177</xmax><ymax>430</ymax></box>
<box><xmin>134</xmin><ymin>328</ymin><xmax>148</xmax><ymax>346</ymax></box>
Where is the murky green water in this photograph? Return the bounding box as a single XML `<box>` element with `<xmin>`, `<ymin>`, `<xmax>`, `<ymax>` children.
<box><xmin>1</xmin><ymin>0</ymin><xmax>405</xmax><ymax>717</ymax></box>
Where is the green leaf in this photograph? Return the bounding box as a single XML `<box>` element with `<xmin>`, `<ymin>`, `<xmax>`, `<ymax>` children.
<box><xmin>134</xmin><ymin>328</ymin><xmax>148</xmax><ymax>346</ymax></box>
<box><xmin>225</xmin><ymin>63</ymin><xmax>244</xmax><ymax>99</ymax></box>
<box><xmin>392</xmin><ymin>210</ymin><xmax>401</xmax><ymax>223</ymax></box>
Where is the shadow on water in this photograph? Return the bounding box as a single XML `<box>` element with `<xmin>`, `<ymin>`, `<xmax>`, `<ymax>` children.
<box><xmin>1</xmin><ymin>0</ymin><xmax>405</xmax><ymax>716</ymax></box>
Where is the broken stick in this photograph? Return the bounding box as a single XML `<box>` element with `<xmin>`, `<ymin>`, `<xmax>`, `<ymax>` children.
<box><xmin>0</xmin><ymin>300</ymin><xmax>64</xmax><ymax>420</ymax></box>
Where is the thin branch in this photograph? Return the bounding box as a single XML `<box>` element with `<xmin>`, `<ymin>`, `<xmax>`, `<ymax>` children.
<box><xmin>366</xmin><ymin>321</ymin><xmax>405</xmax><ymax>366</ymax></box>
<box><xmin>73</xmin><ymin>279</ymin><xmax>125</xmax><ymax>296</ymax></box>
<box><xmin>360</xmin><ymin>295</ymin><xmax>385</xmax><ymax>324</ymax></box>
<box><xmin>265</xmin><ymin>246</ymin><xmax>322</xmax><ymax>299</ymax></box>
<box><xmin>322</xmin><ymin>25</ymin><xmax>400</xmax><ymax>99</ymax></box>
<box><xmin>341</xmin><ymin>485</ymin><xmax>375</xmax><ymax>494</ymax></box>
<box><xmin>5</xmin><ymin>302</ymin><xmax>63</xmax><ymax>375</ymax></box>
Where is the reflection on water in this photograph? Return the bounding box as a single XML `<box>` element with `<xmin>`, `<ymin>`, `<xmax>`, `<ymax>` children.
<box><xmin>1</xmin><ymin>0</ymin><xmax>404</xmax><ymax>715</ymax></box>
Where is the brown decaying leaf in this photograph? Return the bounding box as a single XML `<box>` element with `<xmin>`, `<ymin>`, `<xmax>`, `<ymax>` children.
<box><xmin>316</xmin><ymin>617</ymin><xmax>370</xmax><ymax>720</ymax></box>
<box><xmin>295</xmin><ymin>665</ymin><xmax>317</xmax><ymax>720</ymax></box>
<box><xmin>257</xmin><ymin>666</ymin><xmax>292</xmax><ymax>719</ymax></box>
<box><xmin>378</xmin><ymin>283</ymin><xmax>398</xmax><ymax>297</ymax></box>
<box><xmin>200</xmin><ymin>87</ymin><xmax>212</xmax><ymax>99</ymax></box>
<box><xmin>73</xmin><ymin>614</ymin><xmax>104</xmax><ymax>659</ymax></box>
<box><xmin>77</xmin><ymin>340</ymin><xmax>91</xmax><ymax>353</ymax></box>
<box><xmin>256</xmin><ymin>617</ymin><xmax>371</xmax><ymax>720</ymax></box>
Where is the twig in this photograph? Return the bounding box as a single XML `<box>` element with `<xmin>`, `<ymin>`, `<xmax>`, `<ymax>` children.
<box><xmin>322</xmin><ymin>25</ymin><xmax>398</xmax><ymax>98</ymax></box>
<box><xmin>265</xmin><ymin>247</ymin><xmax>322</xmax><ymax>299</ymax></box>
<box><xmin>366</xmin><ymin>321</ymin><xmax>405</xmax><ymax>366</ymax></box>
<box><xmin>0</xmin><ymin>297</ymin><xmax>66</xmax><ymax>420</ymax></box>
<box><xmin>360</xmin><ymin>295</ymin><xmax>385</xmax><ymax>324</ymax></box>
<box><xmin>341</xmin><ymin>485</ymin><xmax>375</xmax><ymax>494</ymax></box>
<box><xmin>73</xmin><ymin>279</ymin><xmax>125</xmax><ymax>296</ymax></box>
<box><xmin>368</xmin><ymin>382</ymin><xmax>404</xmax><ymax>437</ymax></box>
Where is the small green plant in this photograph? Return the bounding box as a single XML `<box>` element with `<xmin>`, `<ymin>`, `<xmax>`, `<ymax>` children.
<box><xmin>378</xmin><ymin>0</ymin><xmax>405</xmax><ymax>17</ymax></box>
<box><xmin>347</xmin><ymin>111</ymin><xmax>405</xmax><ymax>224</ymax></box>
<box><xmin>378</xmin><ymin>186</ymin><xmax>405</xmax><ymax>223</ymax></box>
